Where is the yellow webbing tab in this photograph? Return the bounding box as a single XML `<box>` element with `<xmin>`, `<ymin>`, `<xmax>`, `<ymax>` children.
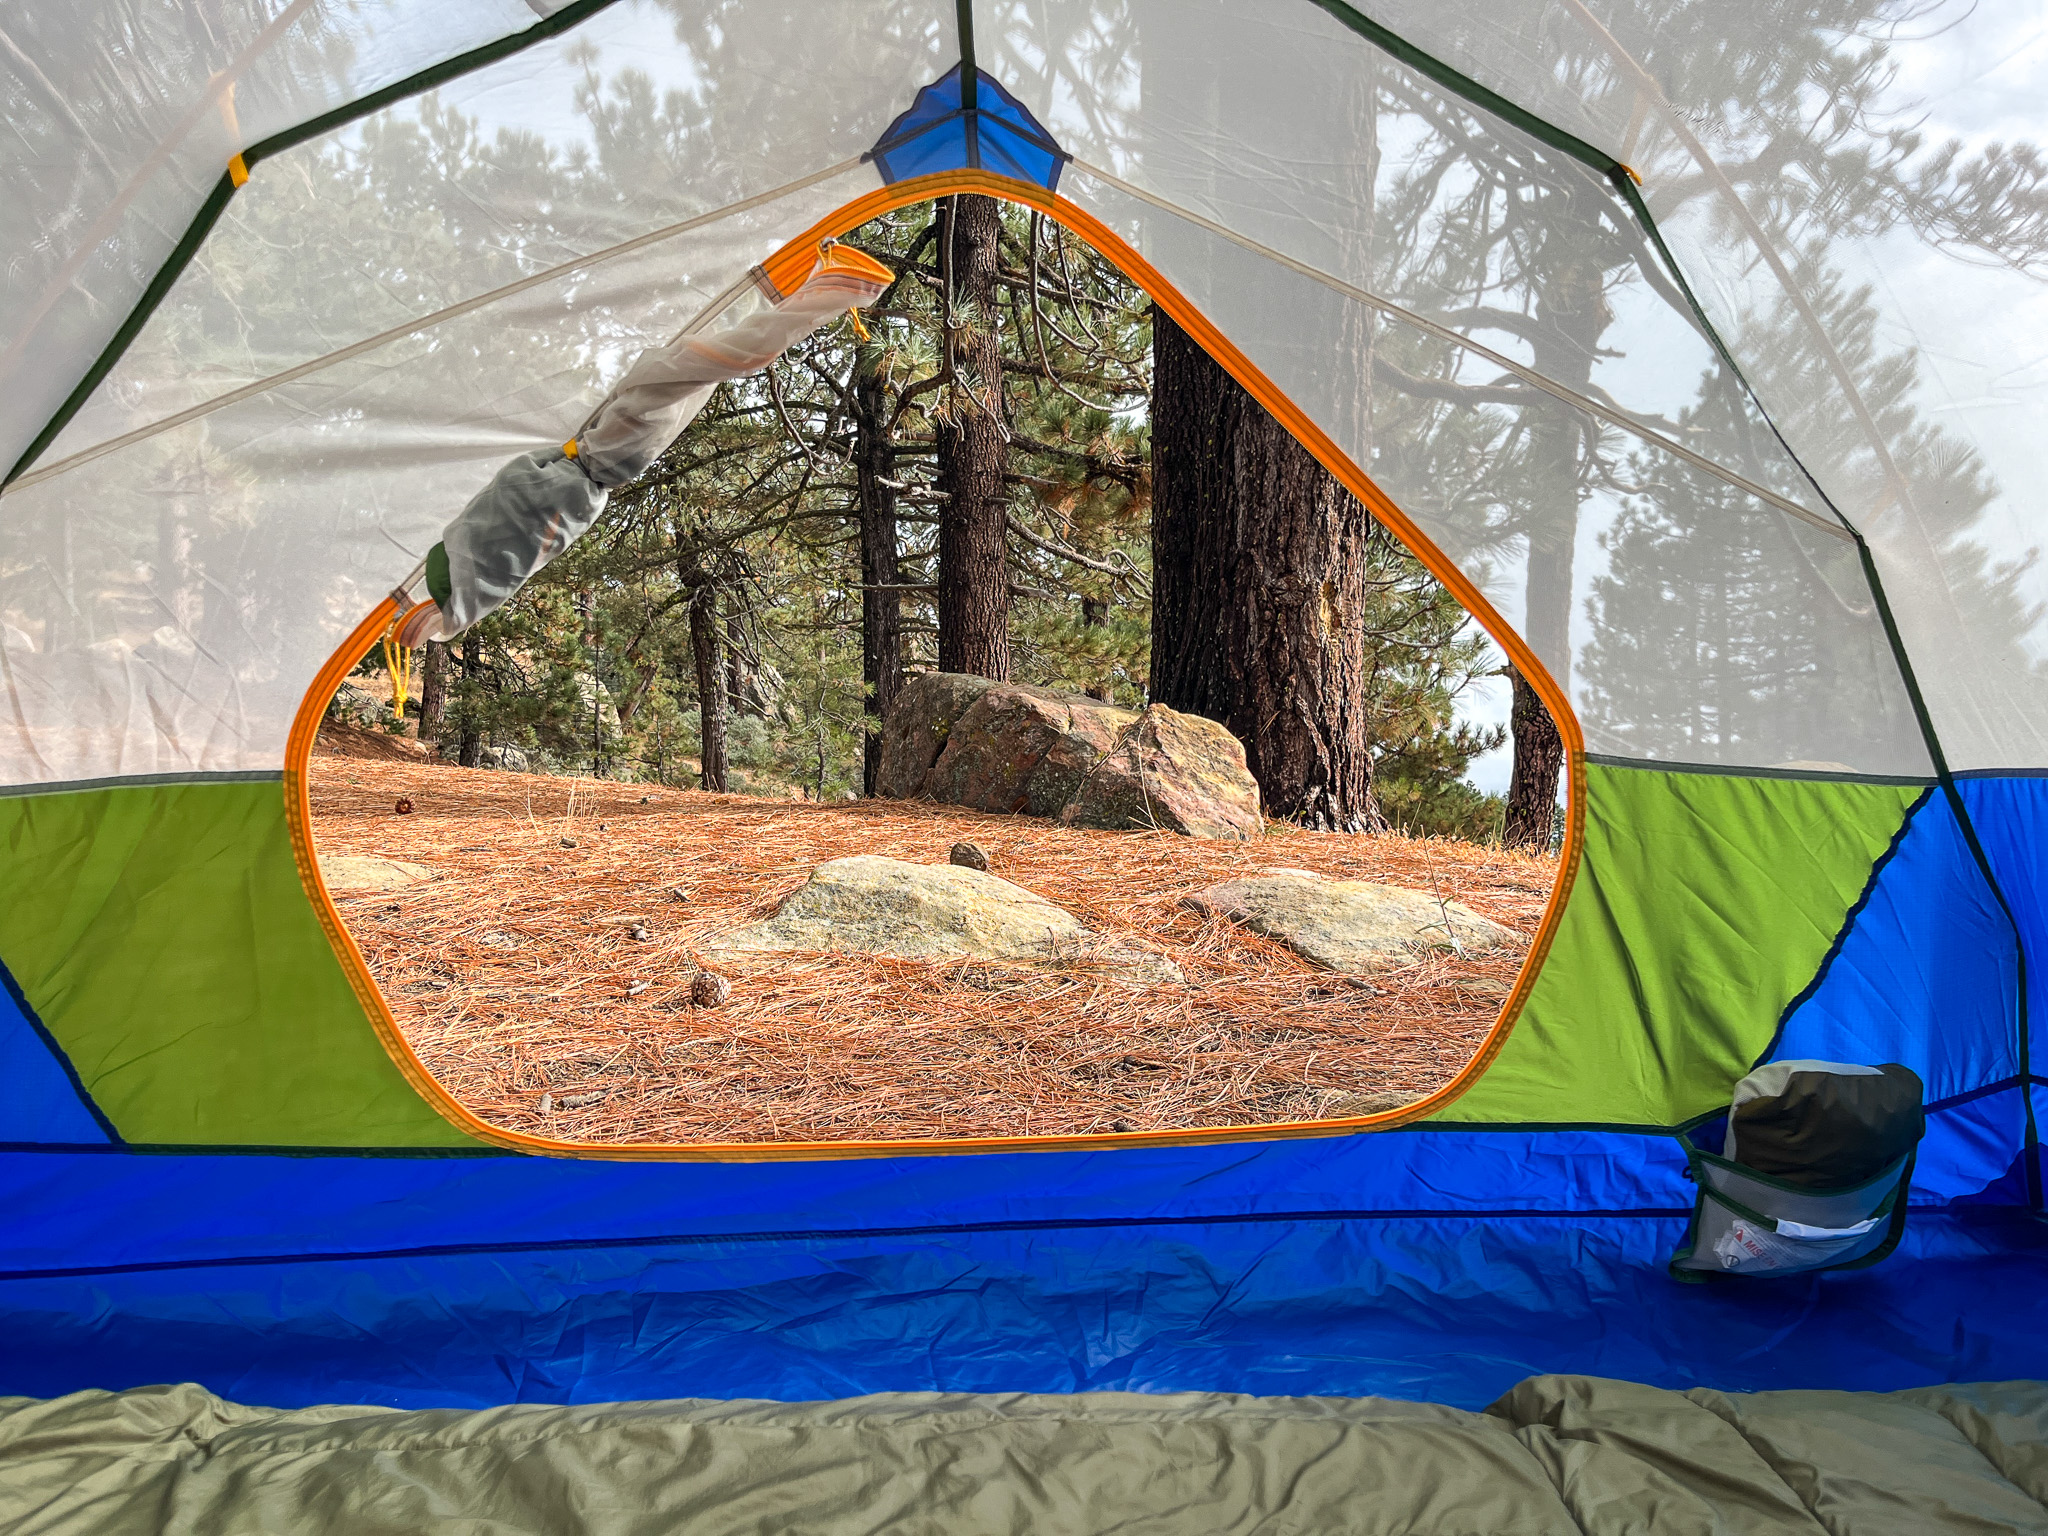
<box><xmin>847</xmin><ymin>308</ymin><xmax>871</xmax><ymax>341</ymax></box>
<box><xmin>227</xmin><ymin>154</ymin><xmax>250</xmax><ymax>188</ymax></box>
<box><xmin>562</xmin><ymin>438</ymin><xmax>579</xmax><ymax>459</ymax></box>
<box><xmin>381</xmin><ymin>622</ymin><xmax>413</xmax><ymax>723</ymax></box>
<box><xmin>1618</xmin><ymin>161</ymin><xmax>1643</xmax><ymax>186</ymax></box>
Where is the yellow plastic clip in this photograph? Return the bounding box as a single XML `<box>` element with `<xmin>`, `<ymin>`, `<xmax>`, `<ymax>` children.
<box><xmin>562</xmin><ymin>438</ymin><xmax>579</xmax><ymax>459</ymax></box>
<box><xmin>1618</xmin><ymin>162</ymin><xmax>1643</xmax><ymax>186</ymax></box>
<box><xmin>227</xmin><ymin>153</ymin><xmax>249</xmax><ymax>188</ymax></box>
<box><xmin>381</xmin><ymin>619</ymin><xmax>413</xmax><ymax>723</ymax></box>
<box><xmin>847</xmin><ymin>308</ymin><xmax>872</xmax><ymax>342</ymax></box>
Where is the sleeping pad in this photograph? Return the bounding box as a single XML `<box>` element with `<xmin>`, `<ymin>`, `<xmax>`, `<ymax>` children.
<box><xmin>5</xmin><ymin>1373</ymin><xmax>2048</xmax><ymax>1534</ymax></box>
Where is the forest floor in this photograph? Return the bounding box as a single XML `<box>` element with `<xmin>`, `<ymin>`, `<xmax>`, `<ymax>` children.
<box><xmin>307</xmin><ymin>756</ymin><xmax>1558</xmax><ymax>1145</ymax></box>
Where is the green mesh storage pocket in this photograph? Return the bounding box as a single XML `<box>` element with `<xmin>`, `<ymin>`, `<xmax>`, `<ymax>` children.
<box><xmin>1671</xmin><ymin>1061</ymin><xmax>1923</xmax><ymax>1281</ymax></box>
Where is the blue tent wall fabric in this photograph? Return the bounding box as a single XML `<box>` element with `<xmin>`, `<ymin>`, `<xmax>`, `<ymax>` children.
<box><xmin>3</xmin><ymin>0</ymin><xmax>2048</xmax><ymax>1435</ymax></box>
<box><xmin>0</xmin><ymin>984</ymin><xmax>115</xmax><ymax>1149</ymax></box>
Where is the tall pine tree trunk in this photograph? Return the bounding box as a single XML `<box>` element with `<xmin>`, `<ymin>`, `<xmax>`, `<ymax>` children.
<box><xmin>418</xmin><ymin>640</ymin><xmax>448</xmax><ymax>746</ymax></box>
<box><xmin>933</xmin><ymin>193</ymin><xmax>1010</xmax><ymax>679</ymax></box>
<box><xmin>1504</xmin><ymin>241</ymin><xmax>1604</xmax><ymax>848</ymax></box>
<box><xmin>1150</xmin><ymin>309</ymin><xmax>1384</xmax><ymax>832</ymax></box>
<box><xmin>855</xmin><ymin>361</ymin><xmax>902</xmax><ymax>794</ymax></box>
<box><xmin>1503</xmin><ymin>666</ymin><xmax>1564</xmax><ymax>850</ymax></box>
<box><xmin>688</xmin><ymin>574</ymin><xmax>728</xmax><ymax>793</ymax></box>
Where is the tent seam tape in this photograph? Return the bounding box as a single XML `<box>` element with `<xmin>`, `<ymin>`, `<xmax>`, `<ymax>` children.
<box><xmin>1301</xmin><ymin>0</ymin><xmax>1623</xmax><ymax>172</ymax></box>
<box><xmin>1</xmin><ymin>1077</ymin><xmax>2008</xmax><ymax>1156</ymax></box>
<box><xmin>0</xmin><ymin>1208</ymin><xmax>1710</xmax><ymax>1285</ymax></box>
<box><xmin>954</xmin><ymin>0</ymin><xmax>978</xmax><ymax>112</ymax></box>
<box><xmin>0</xmin><ymin>770</ymin><xmax>281</xmax><ymax>799</ymax></box>
<box><xmin>3</xmin><ymin>171</ymin><xmax>238</xmax><ymax>486</ymax></box>
<box><xmin>1582</xmin><ymin>754</ymin><xmax>1933</xmax><ymax>787</ymax></box>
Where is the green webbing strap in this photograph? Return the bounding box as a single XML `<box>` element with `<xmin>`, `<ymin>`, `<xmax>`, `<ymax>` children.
<box><xmin>4</xmin><ymin>0</ymin><xmax>631</xmax><ymax>490</ymax></box>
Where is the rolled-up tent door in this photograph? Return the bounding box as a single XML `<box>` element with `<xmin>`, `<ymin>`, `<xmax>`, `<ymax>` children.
<box><xmin>396</xmin><ymin>243</ymin><xmax>892</xmax><ymax>646</ymax></box>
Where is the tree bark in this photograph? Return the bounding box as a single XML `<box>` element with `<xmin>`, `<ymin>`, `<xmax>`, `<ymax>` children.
<box><xmin>1504</xmin><ymin>666</ymin><xmax>1564</xmax><ymax>850</ymax></box>
<box><xmin>933</xmin><ymin>193</ymin><xmax>1010</xmax><ymax>680</ymax></box>
<box><xmin>457</xmin><ymin>630</ymin><xmax>483</xmax><ymax>768</ymax></box>
<box><xmin>418</xmin><ymin>640</ymin><xmax>448</xmax><ymax>744</ymax></box>
<box><xmin>689</xmin><ymin>575</ymin><xmax>729</xmax><ymax>793</ymax></box>
<box><xmin>855</xmin><ymin>359</ymin><xmax>903</xmax><ymax>794</ymax></box>
<box><xmin>1149</xmin><ymin>308</ymin><xmax>1384</xmax><ymax>831</ymax></box>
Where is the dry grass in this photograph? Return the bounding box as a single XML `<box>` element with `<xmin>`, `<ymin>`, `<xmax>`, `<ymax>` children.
<box><xmin>308</xmin><ymin>758</ymin><xmax>1558</xmax><ymax>1145</ymax></box>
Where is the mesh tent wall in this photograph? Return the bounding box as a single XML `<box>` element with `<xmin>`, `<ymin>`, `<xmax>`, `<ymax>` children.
<box><xmin>2</xmin><ymin>0</ymin><xmax>2045</xmax><ymax>1409</ymax></box>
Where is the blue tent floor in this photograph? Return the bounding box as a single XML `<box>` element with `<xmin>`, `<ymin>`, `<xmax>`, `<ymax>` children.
<box><xmin>8</xmin><ymin>1205</ymin><xmax>2047</xmax><ymax>1411</ymax></box>
<box><xmin>6</xmin><ymin>1129</ymin><xmax>2046</xmax><ymax>1410</ymax></box>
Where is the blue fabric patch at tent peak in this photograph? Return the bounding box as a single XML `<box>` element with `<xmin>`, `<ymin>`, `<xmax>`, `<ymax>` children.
<box><xmin>869</xmin><ymin>64</ymin><xmax>1068</xmax><ymax>190</ymax></box>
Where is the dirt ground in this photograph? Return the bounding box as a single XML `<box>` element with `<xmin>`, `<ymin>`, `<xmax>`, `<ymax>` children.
<box><xmin>307</xmin><ymin>758</ymin><xmax>1558</xmax><ymax>1145</ymax></box>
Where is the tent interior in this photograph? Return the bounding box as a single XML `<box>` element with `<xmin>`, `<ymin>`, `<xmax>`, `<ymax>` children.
<box><xmin>5</xmin><ymin>0</ymin><xmax>2048</xmax><ymax>1527</ymax></box>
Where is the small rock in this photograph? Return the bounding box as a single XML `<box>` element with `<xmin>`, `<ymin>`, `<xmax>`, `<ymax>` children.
<box><xmin>319</xmin><ymin>854</ymin><xmax>433</xmax><ymax>894</ymax></box>
<box><xmin>394</xmin><ymin>797</ymin><xmax>415</xmax><ymax>815</ymax></box>
<box><xmin>667</xmin><ymin>887</ymin><xmax>692</xmax><ymax>903</ymax></box>
<box><xmin>629</xmin><ymin>922</ymin><xmax>651</xmax><ymax>942</ymax></box>
<box><xmin>1111</xmin><ymin>1118</ymin><xmax>1136</xmax><ymax>1133</ymax></box>
<box><xmin>557</xmin><ymin>1090</ymin><xmax>606</xmax><ymax>1109</ymax></box>
<box><xmin>949</xmin><ymin>841</ymin><xmax>990</xmax><ymax>871</ymax></box>
<box><xmin>691</xmin><ymin>971</ymin><xmax>732</xmax><ymax>1008</ymax></box>
<box><xmin>1185</xmin><ymin>870</ymin><xmax>1516</xmax><ymax>973</ymax></box>
<box><xmin>560</xmin><ymin>836</ymin><xmax>578</xmax><ymax>848</ymax></box>
<box><xmin>710</xmin><ymin>855</ymin><xmax>1182</xmax><ymax>986</ymax></box>
<box><xmin>479</xmin><ymin>930</ymin><xmax>521</xmax><ymax>951</ymax></box>
<box><xmin>599</xmin><ymin>822</ymin><xmax>609</xmax><ymax>831</ymax></box>
<box><xmin>640</xmin><ymin>795</ymin><xmax>653</xmax><ymax>803</ymax></box>
<box><xmin>538</xmin><ymin>1093</ymin><xmax>554</xmax><ymax>1115</ymax></box>
<box><xmin>627</xmin><ymin>980</ymin><xmax>651</xmax><ymax>997</ymax></box>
